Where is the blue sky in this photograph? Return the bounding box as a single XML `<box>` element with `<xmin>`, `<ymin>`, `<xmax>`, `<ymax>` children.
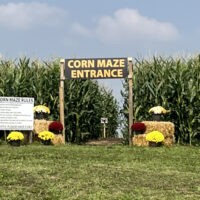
<box><xmin>1</xmin><ymin>0</ymin><xmax>200</xmax><ymax>103</ymax></box>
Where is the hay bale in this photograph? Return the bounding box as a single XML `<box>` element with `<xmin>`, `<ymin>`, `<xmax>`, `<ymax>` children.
<box><xmin>164</xmin><ymin>135</ymin><xmax>175</xmax><ymax>146</ymax></box>
<box><xmin>133</xmin><ymin>121</ymin><xmax>175</xmax><ymax>147</ymax></box>
<box><xmin>142</xmin><ymin>121</ymin><xmax>175</xmax><ymax>137</ymax></box>
<box><xmin>132</xmin><ymin>134</ymin><xmax>148</xmax><ymax>147</ymax></box>
<box><xmin>34</xmin><ymin>120</ymin><xmax>53</xmax><ymax>134</ymax></box>
<box><xmin>52</xmin><ymin>134</ymin><xmax>65</xmax><ymax>145</ymax></box>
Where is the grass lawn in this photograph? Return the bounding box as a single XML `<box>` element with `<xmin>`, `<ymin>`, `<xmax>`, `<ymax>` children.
<box><xmin>0</xmin><ymin>144</ymin><xmax>200</xmax><ymax>200</ymax></box>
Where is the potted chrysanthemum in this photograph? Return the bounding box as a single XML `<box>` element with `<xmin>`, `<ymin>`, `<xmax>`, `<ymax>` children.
<box><xmin>131</xmin><ymin>122</ymin><xmax>146</xmax><ymax>135</ymax></box>
<box><xmin>38</xmin><ymin>131</ymin><xmax>55</xmax><ymax>145</ymax></box>
<box><xmin>7</xmin><ymin>131</ymin><xmax>24</xmax><ymax>146</ymax></box>
<box><xmin>149</xmin><ymin>106</ymin><xmax>170</xmax><ymax>121</ymax></box>
<box><xmin>145</xmin><ymin>131</ymin><xmax>164</xmax><ymax>147</ymax></box>
<box><xmin>48</xmin><ymin>121</ymin><xmax>65</xmax><ymax>145</ymax></box>
<box><xmin>49</xmin><ymin>121</ymin><xmax>63</xmax><ymax>134</ymax></box>
<box><xmin>33</xmin><ymin>105</ymin><xmax>50</xmax><ymax>120</ymax></box>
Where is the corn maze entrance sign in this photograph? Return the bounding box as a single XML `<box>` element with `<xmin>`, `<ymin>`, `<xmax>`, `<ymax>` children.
<box><xmin>65</xmin><ymin>57</ymin><xmax>128</xmax><ymax>79</ymax></box>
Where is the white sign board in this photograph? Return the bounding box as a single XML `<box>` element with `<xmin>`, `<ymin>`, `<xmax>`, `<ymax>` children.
<box><xmin>101</xmin><ymin>117</ymin><xmax>108</xmax><ymax>124</ymax></box>
<box><xmin>0</xmin><ymin>97</ymin><xmax>34</xmax><ymax>130</ymax></box>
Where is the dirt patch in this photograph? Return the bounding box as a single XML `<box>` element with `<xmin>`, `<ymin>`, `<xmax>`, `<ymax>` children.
<box><xmin>85</xmin><ymin>138</ymin><xmax>123</xmax><ymax>146</ymax></box>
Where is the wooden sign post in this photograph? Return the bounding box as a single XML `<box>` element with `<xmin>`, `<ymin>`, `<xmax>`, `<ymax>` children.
<box><xmin>59</xmin><ymin>59</ymin><xmax>65</xmax><ymax>143</ymax></box>
<box><xmin>128</xmin><ymin>57</ymin><xmax>133</xmax><ymax>146</ymax></box>
<box><xmin>101</xmin><ymin>117</ymin><xmax>108</xmax><ymax>138</ymax></box>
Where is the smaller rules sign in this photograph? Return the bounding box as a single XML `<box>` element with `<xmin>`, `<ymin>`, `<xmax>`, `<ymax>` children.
<box><xmin>0</xmin><ymin>97</ymin><xmax>34</xmax><ymax>130</ymax></box>
<box><xmin>101</xmin><ymin>118</ymin><xmax>108</xmax><ymax>124</ymax></box>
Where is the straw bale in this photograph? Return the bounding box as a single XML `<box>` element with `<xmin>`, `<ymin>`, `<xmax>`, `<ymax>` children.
<box><xmin>52</xmin><ymin>134</ymin><xmax>65</xmax><ymax>145</ymax></box>
<box><xmin>132</xmin><ymin>134</ymin><xmax>148</xmax><ymax>147</ymax></box>
<box><xmin>133</xmin><ymin>134</ymin><xmax>175</xmax><ymax>146</ymax></box>
<box><xmin>33</xmin><ymin>120</ymin><xmax>53</xmax><ymax>134</ymax></box>
<box><xmin>163</xmin><ymin>135</ymin><xmax>175</xmax><ymax>146</ymax></box>
<box><xmin>132</xmin><ymin>121</ymin><xmax>175</xmax><ymax>147</ymax></box>
<box><xmin>142</xmin><ymin>121</ymin><xmax>175</xmax><ymax>137</ymax></box>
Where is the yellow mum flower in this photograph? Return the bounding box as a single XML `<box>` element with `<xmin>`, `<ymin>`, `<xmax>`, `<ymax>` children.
<box><xmin>149</xmin><ymin>106</ymin><xmax>170</xmax><ymax>114</ymax></box>
<box><xmin>33</xmin><ymin>105</ymin><xmax>50</xmax><ymax>114</ymax></box>
<box><xmin>146</xmin><ymin>131</ymin><xmax>164</xmax><ymax>143</ymax></box>
<box><xmin>7</xmin><ymin>131</ymin><xmax>24</xmax><ymax>141</ymax></box>
<box><xmin>38</xmin><ymin>131</ymin><xmax>55</xmax><ymax>141</ymax></box>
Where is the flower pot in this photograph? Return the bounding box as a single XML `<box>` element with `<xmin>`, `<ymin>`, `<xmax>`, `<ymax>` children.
<box><xmin>152</xmin><ymin>114</ymin><xmax>162</xmax><ymax>121</ymax></box>
<box><xmin>149</xmin><ymin>141</ymin><xmax>162</xmax><ymax>147</ymax></box>
<box><xmin>50</xmin><ymin>130</ymin><xmax>62</xmax><ymax>135</ymax></box>
<box><xmin>134</xmin><ymin>130</ymin><xmax>145</xmax><ymax>135</ymax></box>
<box><xmin>41</xmin><ymin>139</ymin><xmax>51</xmax><ymax>145</ymax></box>
<box><xmin>9</xmin><ymin>140</ymin><xmax>21</xmax><ymax>147</ymax></box>
<box><xmin>35</xmin><ymin>112</ymin><xmax>48</xmax><ymax>120</ymax></box>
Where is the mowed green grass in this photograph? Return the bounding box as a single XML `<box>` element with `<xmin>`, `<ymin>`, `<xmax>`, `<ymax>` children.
<box><xmin>0</xmin><ymin>144</ymin><xmax>200</xmax><ymax>200</ymax></box>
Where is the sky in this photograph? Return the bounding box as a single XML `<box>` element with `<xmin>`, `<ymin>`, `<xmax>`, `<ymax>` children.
<box><xmin>1</xmin><ymin>0</ymin><xmax>200</xmax><ymax>104</ymax></box>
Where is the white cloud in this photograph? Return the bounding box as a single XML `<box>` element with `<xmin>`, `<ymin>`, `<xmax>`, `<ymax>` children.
<box><xmin>73</xmin><ymin>8</ymin><xmax>179</xmax><ymax>43</ymax></box>
<box><xmin>0</xmin><ymin>2</ymin><xmax>66</xmax><ymax>30</ymax></box>
<box><xmin>71</xmin><ymin>23</ymin><xmax>91</xmax><ymax>37</ymax></box>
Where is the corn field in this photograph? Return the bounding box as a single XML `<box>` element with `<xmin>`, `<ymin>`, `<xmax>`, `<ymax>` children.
<box><xmin>0</xmin><ymin>58</ymin><xmax>119</xmax><ymax>143</ymax></box>
<box><xmin>122</xmin><ymin>55</ymin><xmax>200</xmax><ymax>145</ymax></box>
<box><xmin>1</xmin><ymin>56</ymin><xmax>199</xmax><ymax>145</ymax></box>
